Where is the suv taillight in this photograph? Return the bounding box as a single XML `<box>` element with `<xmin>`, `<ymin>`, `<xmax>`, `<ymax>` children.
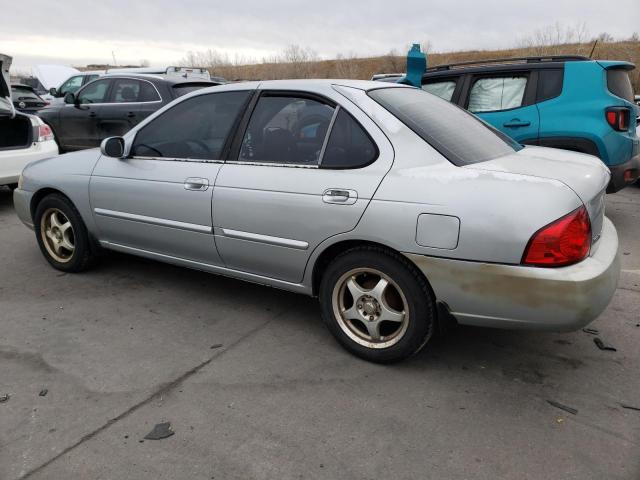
<box><xmin>522</xmin><ymin>206</ymin><xmax>591</xmax><ymax>267</ymax></box>
<box><xmin>605</xmin><ymin>107</ymin><xmax>630</xmax><ymax>131</ymax></box>
<box><xmin>37</xmin><ymin>124</ymin><xmax>54</xmax><ymax>142</ymax></box>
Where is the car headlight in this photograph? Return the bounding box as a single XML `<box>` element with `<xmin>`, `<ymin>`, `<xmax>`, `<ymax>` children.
<box><xmin>17</xmin><ymin>174</ymin><xmax>24</xmax><ymax>190</ymax></box>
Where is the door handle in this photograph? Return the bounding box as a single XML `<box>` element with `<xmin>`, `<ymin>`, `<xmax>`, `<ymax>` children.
<box><xmin>89</xmin><ymin>112</ymin><xmax>97</xmax><ymax>118</ymax></box>
<box><xmin>184</xmin><ymin>177</ymin><xmax>209</xmax><ymax>191</ymax></box>
<box><xmin>127</xmin><ymin>112</ymin><xmax>136</xmax><ymax>118</ymax></box>
<box><xmin>503</xmin><ymin>119</ymin><xmax>531</xmax><ymax>128</ymax></box>
<box><xmin>323</xmin><ymin>189</ymin><xmax>357</xmax><ymax>205</ymax></box>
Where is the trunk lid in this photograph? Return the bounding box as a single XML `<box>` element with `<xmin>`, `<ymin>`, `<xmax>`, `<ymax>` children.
<box><xmin>1</xmin><ymin>53</ymin><xmax>14</xmax><ymax>117</ymax></box>
<box><xmin>466</xmin><ymin>145</ymin><xmax>610</xmax><ymax>245</ymax></box>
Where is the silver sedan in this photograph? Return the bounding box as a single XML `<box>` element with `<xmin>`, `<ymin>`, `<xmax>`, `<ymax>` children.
<box><xmin>13</xmin><ymin>80</ymin><xmax>620</xmax><ymax>363</ymax></box>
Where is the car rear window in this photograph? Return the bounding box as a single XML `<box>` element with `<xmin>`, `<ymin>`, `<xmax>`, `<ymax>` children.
<box><xmin>172</xmin><ymin>83</ymin><xmax>216</xmax><ymax>97</ymax></box>
<box><xmin>368</xmin><ymin>87</ymin><xmax>520</xmax><ymax>166</ymax></box>
<box><xmin>11</xmin><ymin>87</ymin><xmax>40</xmax><ymax>100</ymax></box>
<box><xmin>607</xmin><ymin>69</ymin><xmax>634</xmax><ymax>103</ymax></box>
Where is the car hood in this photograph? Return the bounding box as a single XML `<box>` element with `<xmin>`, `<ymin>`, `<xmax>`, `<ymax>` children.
<box><xmin>465</xmin><ymin>145</ymin><xmax>610</xmax><ymax>204</ymax></box>
<box><xmin>32</xmin><ymin>64</ymin><xmax>79</xmax><ymax>90</ymax></box>
<box><xmin>1</xmin><ymin>53</ymin><xmax>14</xmax><ymax>117</ymax></box>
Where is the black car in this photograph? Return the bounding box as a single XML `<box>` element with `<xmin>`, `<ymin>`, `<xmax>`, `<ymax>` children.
<box><xmin>38</xmin><ymin>74</ymin><xmax>221</xmax><ymax>151</ymax></box>
<box><xmin>11</xmin><ymin>84</ymin><xmax>48</xmax><ymax>113</ymax></box>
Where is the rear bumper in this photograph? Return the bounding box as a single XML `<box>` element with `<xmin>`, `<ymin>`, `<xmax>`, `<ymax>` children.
<box><xmin>0</xmin><ymin>140</ymin><xmax>58</xmax><ymax>186</ymax></box>
<box><xmin>404</xmin><ymin>217</ymin><xmax>620</xmax><ymax>331</ymax></box>
<box><xmin>607</xmin><ymin>154</ymin><xmax>639</xmax><ymax>193</ymax></box>
<box><xmin>13</xmin><ymin>187</ymin><xmax>35</xmax><ymax>230</ymax></box>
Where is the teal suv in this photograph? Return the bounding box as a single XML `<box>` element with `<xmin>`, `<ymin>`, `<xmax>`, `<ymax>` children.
<box><xmin>418</xmin><ymin>56</ymin><xmax>639</xmax><ymax>192</ymax></box>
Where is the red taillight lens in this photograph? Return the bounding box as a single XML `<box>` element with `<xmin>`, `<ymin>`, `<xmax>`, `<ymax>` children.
<box><xmin>522</xmin><ymin>206</ymin><xmax>591</xmax><ymax>267</ymax></box>
<box><xmin>37</xmin><ymin>124</ymin><xmax>54</xmax><ymax>142</ymax></box>
<box><xmin>605</xmin><ymin>107</ymin><xmax>630</xmax><ymax>131</ymax></box>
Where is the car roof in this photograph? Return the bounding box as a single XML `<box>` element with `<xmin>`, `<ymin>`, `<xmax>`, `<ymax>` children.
<box><xmin>422</xmin><ymin>55</ymin><xmax>597</xmax><ymax>78</ymax></box>
<box><xmin>99</xmin><ymin>73</ymin><xmax>221</xmax><ymax>86</ymax></box>
<box><xmin>195</xmin><ymin>78</ymin><xmax>410</xmax><ymax>94</ymax></box>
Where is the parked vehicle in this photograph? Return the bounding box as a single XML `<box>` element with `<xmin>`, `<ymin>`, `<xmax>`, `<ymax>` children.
<box><xmin>37</xmin><ymin>74</ymin><xmax>222</xmax><ymax>151</ymax></box>
<box><xmin>14</xmin><ymin>80</ymin><xmax>619</xmax><ymax>363</ymax></box>
<box><xmin>45</xmin><ymin>71</ymin><xmax>102</xmax><ymax>104</ymax></box>
<box><xmin>11</xmin><ymin>84</ymin><xmax>48</xmax><ymax>113</ymax></box>
<box><xmin>1</xmin><ymin>55</ymin><xmax>58</xmax><ymax>189</ymax></box>
<box><xmin>421</xmin><ymin>56</ymin><xmax>639</xmax><ymax>192</ymax></box>
<box><xmin>377</xmin><ymin>55</ymin><xmax>640</xmax><ymax>192</ymax></box>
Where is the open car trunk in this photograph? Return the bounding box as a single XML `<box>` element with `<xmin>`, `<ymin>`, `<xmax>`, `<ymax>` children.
<box><xmin>0</xmin><ymin>114</ymin><xmax>33</xmax><ymax>150</ymax></box>
<box><xmin>1</xmin><ymin>53</ymin><xmax>33</xmax><ymax>150</ymax></box>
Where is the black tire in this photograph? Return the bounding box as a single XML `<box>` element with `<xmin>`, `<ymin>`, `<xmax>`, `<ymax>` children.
<box><xmin>34</xmin><ymin>193</ymin><xmax>95</xmax><ymax>272</ymax></box>
<box><xmin>319</xmin><ymin>246</ymin><xmax>435</xmax><ymax>363</ymax></box>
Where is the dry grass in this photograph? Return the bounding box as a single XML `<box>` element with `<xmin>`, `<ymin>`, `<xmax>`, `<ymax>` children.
<box><xmin>212</xmin><ymin>40</ymin><xmax>640</xmax><ymax>90</ymax></box>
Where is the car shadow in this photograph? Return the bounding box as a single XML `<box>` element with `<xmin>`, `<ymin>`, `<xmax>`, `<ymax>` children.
<box><xmin>93</xmin><ymin>250</ymin><xmax>585</xmax><ymax>380</ymax></box>
<box><xmin>0</xmin><ymin>186</ymin><xmax>14</xmax><ymax>214</ymax></box>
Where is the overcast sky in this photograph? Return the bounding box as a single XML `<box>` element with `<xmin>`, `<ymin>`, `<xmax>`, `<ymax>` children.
<box><xmin>3</xmin><ymin>0</ymin><xmax>639</xmax><ymax>70</ymax></box>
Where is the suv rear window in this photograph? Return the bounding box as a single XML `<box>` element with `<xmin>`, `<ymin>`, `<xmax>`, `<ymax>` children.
<box><xmin>607</xmin><ymin>69</ymin><xmax>634</xmax><ymax>103</ymax></box>
<box><xmin>369</xmin><ymin>87</ymin><xmax>520</xmax><ymax>166</ymax></box>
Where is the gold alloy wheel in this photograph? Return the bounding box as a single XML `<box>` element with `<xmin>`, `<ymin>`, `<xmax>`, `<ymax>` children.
<box><xmin>332</xmin><ymin>267</ymin><xmax>409</xmax><ymax>349</ymax></box>
<box><xmin>40</xmin><ymin>208</ymin><xmax>75</xmax><ymax>263</ymax></box>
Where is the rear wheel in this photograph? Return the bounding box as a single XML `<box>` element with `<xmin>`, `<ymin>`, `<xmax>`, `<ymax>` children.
<box><xmin>319</xmin><ymin>247</ymin><xmax>435</xmax><ymax>363</ymax></box>
<box><xmin>34</xmin><ymin>194</ymin><xmax>95</xmax><ymax>272</ymax></box>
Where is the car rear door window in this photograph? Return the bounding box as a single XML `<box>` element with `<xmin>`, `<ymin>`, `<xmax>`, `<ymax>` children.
<box><xmin>131</xmin><ymin>90</ymin><xmax>250</xmax><ymax>160</ymax></box>
<box><xmin>239</xmin><ymin>95</ymin><xmax>335</xmax><ymax>165</ymax></box>
<box><xmin>536</xmin><ymin>69</ymin><xmax>563</xmax><ymax>102</ymax></box>
<box><xmin>77</xmin><ymin>79</ymin><xmax>111</xmax><ymax>104</ymax></box>
<box><xmin>369</xmin><ymin>87</ymin><xmax>519</xmax><ymax>166</ymax></box>
<box><xmin>422</xmin><ymin>80</ymin><xmax>457</xmax><ymax>101</ymax></box>
<box><xmin>468</xmin><ymin>76</ymin><xmax>527</xmax><ymax>113</ymax></box>
<box><xmin>173</xmin><ymin>83</ymin><xmax>215</xmax><ymax>97</ymax></box>
<box><xmin>321</xmin><ymin>109</ymin><xmax>378</xmax><ymax>169</ymax></box>
<box><xmin>111</xmin><ymin>79</ymin><xmax>160</xmax><ymax>103</ymax></box>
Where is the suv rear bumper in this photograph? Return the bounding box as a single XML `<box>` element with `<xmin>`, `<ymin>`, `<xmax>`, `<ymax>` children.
<box><xmin>607</xmin><ymin>154</ymin><xmax>640</xmax><ymax>193</ymax></box>
<box><xmin>404</xmin><ymin>216</ymin><xmax>620</xmax><ymax>332</ymax></box>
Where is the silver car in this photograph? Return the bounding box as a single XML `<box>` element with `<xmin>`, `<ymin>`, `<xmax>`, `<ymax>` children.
<box><xmin>13</xmin><ymin>80</ymin><xmax>620</xmax><ymax>363</ymax></box>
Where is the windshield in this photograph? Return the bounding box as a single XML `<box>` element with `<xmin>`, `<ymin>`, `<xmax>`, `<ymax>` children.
<box><xmin>11</xmin><ymin>87</ymin><xmax>40</xmax><ymax>100</ymax></box>
<box><xmin>368</xmin><ymin>87</ymin><xmax>521</xmax><ymax>166</ymax></box>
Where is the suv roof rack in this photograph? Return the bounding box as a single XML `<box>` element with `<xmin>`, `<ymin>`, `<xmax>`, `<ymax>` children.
<box><xmin>426</xmin><ymin>55</ymin><xmax>590</xmax><ymax>72</ymax></box>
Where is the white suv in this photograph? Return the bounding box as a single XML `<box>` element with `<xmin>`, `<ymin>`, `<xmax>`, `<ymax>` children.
<box><xmin>1</xmin><ymin>54</ymin><xmax>58</xmax><ymax>188</ymax></box>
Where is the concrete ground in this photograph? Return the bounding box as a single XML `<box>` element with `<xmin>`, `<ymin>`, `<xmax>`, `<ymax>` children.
<box><xmin>0</xmin><ymin>185</ymin><xmax>638</xmax><ymax>480</ymax></box>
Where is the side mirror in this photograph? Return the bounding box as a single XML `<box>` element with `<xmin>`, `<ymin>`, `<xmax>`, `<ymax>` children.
<box><xmin>100</xmin><ymin>137</ymin><xmax>126</xmax><ymax>159</ymax></box>
<box><xmin>64</xmin><ymin>92</ymin><xmax>76</xmax><ymax>105</ymax></box>
<box><xmin>49</xmin><ymin>87</ymin><xmax>58</xmax><ymax>97</ymax></box>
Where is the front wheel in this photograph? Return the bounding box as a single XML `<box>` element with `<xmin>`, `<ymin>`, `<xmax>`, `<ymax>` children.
<box><xmin>34</xmin><ymin>193</ymin><xmax>95</xmax><ymax>272</ymax></box>
<box><xmin>319</xmin><ymin>247</ymin><xmax>435</xmax><ymax>363</ymax></box>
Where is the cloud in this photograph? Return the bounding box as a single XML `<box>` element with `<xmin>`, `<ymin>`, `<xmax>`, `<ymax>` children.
<box><xmin>3</xmin><ymin>0</ymin><xmax>638</xmax><ymax>68</ymax></box>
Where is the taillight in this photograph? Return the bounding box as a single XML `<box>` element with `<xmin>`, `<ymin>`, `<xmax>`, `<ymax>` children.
<box><xmin>605</xmin><ymin>107</ymin><xmax>630</xmax><ymax>131</ymax></box>
<box><xmin>37</xmin><ymin>124</ymin><xmax>54</xmax><ymax>142</ymax></box>
<box><xmin>522</xmin><ymin>206</ymin><xmax>591</xmax><ymax>267</ymax></box>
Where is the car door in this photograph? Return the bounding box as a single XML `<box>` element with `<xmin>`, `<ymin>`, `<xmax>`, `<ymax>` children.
<box><xmin>57</xmin><ymin>78</ymin><xmax>112</xmax><ymax>149</ymax></box>
<box><xmin>212</xmin><ymin>91</ymin><xmax>393</xmax><ymax>283</ymax></box>
<box><xmin>97</xmin><ymin>78</ymin><xmax>162</xmax><ymax>141</ymax></box>
<box><xmin>463</xmin><ymin>72</ymin><xmax>540</xmax><ymax>144</ymax></box>
<box><xmin>90</xmin><ymin>90</ymin><xmax>251</xmax><ymax>265</ymax></box>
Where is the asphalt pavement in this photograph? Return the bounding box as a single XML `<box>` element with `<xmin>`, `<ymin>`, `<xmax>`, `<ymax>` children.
<box><xmin>1</xmin><ymin>184</ymin><xmax>638</xmax><ymax>480</ymax></box>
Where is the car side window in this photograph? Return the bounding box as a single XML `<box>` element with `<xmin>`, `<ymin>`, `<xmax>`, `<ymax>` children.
<box><xmin>131</xmin><ymin>91</ymin><xmax>250</xmax><ymax>160</ymax></box>
<box><xmin>60</xmin><ymin>75</ymin><xmax>84</xmax><ymax>95</ymax></box>
<box><xmin>239</xmin><ymin>95</ymin><xmax>335</xmax><ymax>165</ymax></box>
<box><xmin>422</xmin><ymin>80</ymin><xmax>457</xmax><ymax>101</ymax></box>
<box><xmin>76</xmin><ymin>79</ymin><xmax>111</xmax><ymax>104</ymax></box>
<box><xmin>111</xmin><ymin>79</ymin><xmax>161</xmax><ymax>103</ymax></box>
<box><xmin>321</xmin><ymin>109</ymin><xmax>378</xmax><ymax>169</ymax></box>
<box><xmin>468</xmin><ymin>76</ymin><xmax>527</xmax><ymax>113</ymax></box>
